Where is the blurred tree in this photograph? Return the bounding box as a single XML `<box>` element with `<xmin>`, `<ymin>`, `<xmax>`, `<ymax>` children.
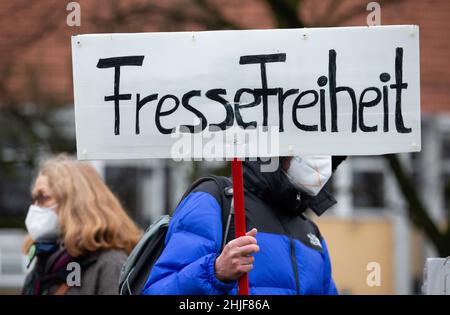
<box><xmin>386</xmin><ymin>155</ymin><xmax>450</xmax><ymax>256</ymax></box>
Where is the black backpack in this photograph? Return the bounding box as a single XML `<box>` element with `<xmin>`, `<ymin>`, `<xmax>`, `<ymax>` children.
<box><xmin>119</xmin><ymin>175</ymin><xmax>234</xmax><ymax>295</ymax></box>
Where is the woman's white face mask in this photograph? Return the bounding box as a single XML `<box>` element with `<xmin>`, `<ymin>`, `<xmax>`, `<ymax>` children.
<box><xmin>283</xmin><ymin>155</ymin><xmax>332</xmax><ymax>196</ymax></box>
<box><xmin>25</xmin><ymin>204</ymin><xmax>60</xmax><ymax>242</ymax></box>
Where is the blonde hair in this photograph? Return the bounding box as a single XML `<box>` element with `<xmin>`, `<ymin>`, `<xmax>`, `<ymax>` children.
<box><xmin>23</xmin><ymin>154</ymin><xmax>142</xmax><ymax>257</ymax></box>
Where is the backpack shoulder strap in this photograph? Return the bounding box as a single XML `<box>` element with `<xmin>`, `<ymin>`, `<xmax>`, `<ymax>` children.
<box><xmin>177</xmin><ymin>175</ymin><xmax>234</xmax><ymax>251</ymax></box>
<box><xmin>177</xmin><ymin>175</ymin><xmax>231</xmax><ymax>205</ymax></box>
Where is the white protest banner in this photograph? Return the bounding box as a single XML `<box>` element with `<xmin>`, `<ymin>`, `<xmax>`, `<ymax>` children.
<box><xmin>71</xmin><ymin>25</ymin><xmax>421</xmax><ymax>160</ymax></box>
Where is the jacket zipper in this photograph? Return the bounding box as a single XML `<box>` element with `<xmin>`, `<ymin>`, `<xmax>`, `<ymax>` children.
<box><xmin>289</xmin><ymin>238</ymin><xmax>300</xmax><ymax>294</ymax></box>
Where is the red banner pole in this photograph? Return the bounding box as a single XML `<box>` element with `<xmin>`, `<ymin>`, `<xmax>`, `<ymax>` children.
<box><xmin>231</xmin><ymin>158</ymin><xmax>249</xmax><ymax>295</ymax></box>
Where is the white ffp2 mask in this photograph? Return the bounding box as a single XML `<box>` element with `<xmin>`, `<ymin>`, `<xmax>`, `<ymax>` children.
<box><xmin>283</xmin><ymin>155</ymin><xmax>332</xmax><ymax>196</ymax></box>
<box><xmin>25</xmin><ymin>204</ymin><xmax>60</xmax><ymax>242</ymax></box>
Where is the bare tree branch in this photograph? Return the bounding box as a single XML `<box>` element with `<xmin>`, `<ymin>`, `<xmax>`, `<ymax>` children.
<box><xmin>385</xmin><ymin>154</ymin><xmax>449</xmax><ymax>256</ymax></box>
<box><xmin>265</xmin><ymin>0</ymin><xmax>304</xmax><ymax>28</ymax></box>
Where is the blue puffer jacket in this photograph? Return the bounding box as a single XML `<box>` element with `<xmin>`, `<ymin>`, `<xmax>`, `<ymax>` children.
<box><xmin>142</xmin><ymin>161</ymin><xmax>339</xmax><ymax>295</ymax></box>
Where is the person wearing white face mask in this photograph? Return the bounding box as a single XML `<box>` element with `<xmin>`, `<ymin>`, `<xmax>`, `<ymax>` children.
<box><xmin>142</xmin><ymin>155</ymin><xmax>346</xmax><ymax>295</ymax></box>
<box><xmin>25</xmin><ymin>203</ymin><xmax>59</xmax><ymax>244</ymax></box>
<box><xmin>282</xmin><ymin>155</ymin><xmax>333</xmax><ymax>196</ymax></box>
<box><xmin>22</xmin><ymin>154</ymin><xmax>142</xmax><ymax>295</ymax></box>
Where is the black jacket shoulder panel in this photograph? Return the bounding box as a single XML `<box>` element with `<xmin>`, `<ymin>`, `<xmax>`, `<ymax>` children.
<box><xmin>244</xmin><ymin>190</ymin><xmax>325</xmax><ymax>253</ymax></box>
<box><xmin>191</xmin><ymin>180</ymin><xmax>223</xmax><ymax>205</ymax></box>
